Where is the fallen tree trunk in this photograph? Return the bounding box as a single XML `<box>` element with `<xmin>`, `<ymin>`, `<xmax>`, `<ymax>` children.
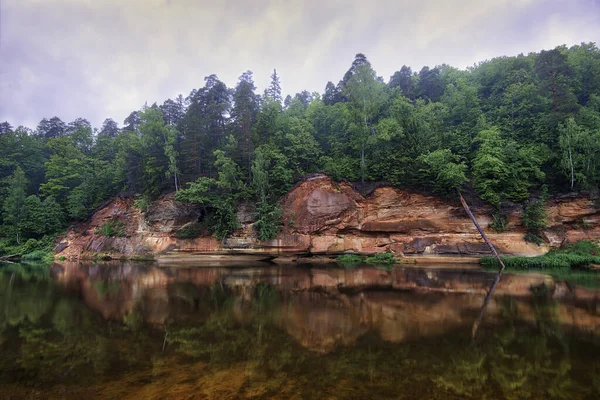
<box><xmin>457</xmin><ymin>191</ymin><xmax>507</xmax><ymax>338</ymax></box>
<box><xmin>0</xmin><ymin>254</ymin><xmax>20</xmax><ymax>263</ymax></box>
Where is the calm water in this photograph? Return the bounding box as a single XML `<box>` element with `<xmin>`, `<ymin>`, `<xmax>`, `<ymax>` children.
<box><xmin>1</xmin><ymin>261</ymin><xmax>599</xmax><ymax>399</ymax></box>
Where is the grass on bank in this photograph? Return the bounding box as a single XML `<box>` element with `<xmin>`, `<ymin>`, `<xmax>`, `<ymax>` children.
<box><xmin>481</xmin><ymin>241</ymin><xmax>600</xmax><ymax>271</ymax></box>
<box><xmin>481</xmin><ymin>240</ymin><xmax>600</xmax><ymax>288</ymax></box>
<box><xmin>0</xmin><ymin>235</ymin><xmax>57</xmax><ymax>264</ymax></box>
<box><xmin>336</xmin><ymin>252</ymin><xmax>397</xmax><ymax>268</ymax></box>
<box><xmin>94</xmin><ymin>220</ymin><xmax>127</xmax><ymax>237</ymax></box>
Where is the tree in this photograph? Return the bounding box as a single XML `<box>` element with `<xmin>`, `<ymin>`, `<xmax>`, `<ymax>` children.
<box><xmin>135</xmin><ymin>107</ymin><xmax>180</xmax><ymax>197</ymax></box>
<box><xmin>558</xmin><ymin>117</ymin><xmax>600</xmax><ymax>190</ymax></box>
<box><xmin>36</xmin><ymin>117</ymin><xmax>66</xmax><ymax>139</ymax></box>
<box><xmin>535</xmin><ymin>48</ymin><xmax>579</xmax><ymax>125</ymax></box>
<box><xmin>264</xmin><ymin>69</ymin><xmax>283</xmax><ymax>105</ymax></box>
<box><xmin>416</xmin><ymin>66</ymin><xmax>444</xmax><ymax>102</ymax></box>
<box><xmin>123</xmin><ymin>111</ymin><xmax>142</xmax><ymax>132</ymax></box>
<box><xmin>418</xmin><ymin>149</ymin><xmax>468</xmax><ymax>193</ymax></box>
<box><xmin>22</xmin><ymin>195</ymin><xmax>65</xmax><ymax>237</ymax></box>
<box><xmin>3</xmin><ymin>167</ymin><xmax>27</xmax><ymax>244</ymax></box>
<box><xmin>40</xmin><ymin>137</ymin><xmax>89</xmax><ymax>202</ymax></box>
<box><xmin>0</xmin><ymin>121</ymin><xmax>13</xmax><ymax>135</ymax></box>
<box><xmin>176</xmin><ymin>149</ymin><xmax>241</xmax><ymax>239</ymax></box>
<box><xmin>250</xmin><ymin>145</ymin><xmax>291</xmax><ymax>240</ymax></box>
<box><xmin>343</xmin><ymin>54</ymin><xmax>386</xmax><ymax>181</ymax></box>
<box><xmin>99</xmin><ymin>118</ymin><xmax>119</xmax><ymax>138</ymax></box>
<box><xmin>567</xmin><ymin>42</ymin><xmax>600</xmax><ymax>105</ymax></box>
<box><xmin>160</xmin><ymin>97</ymin><xmax>186</xmax><ymax>127</ymax></box>
<box><xmin>389</xmin><ymin>65</ymin><xmax>415</xmax><ymax>99</ymax></box>
<box><xmin>323</xmin><ymin>81</ymin><xmax>344</xmax><ymax>105</ymax></box>
<box><xmin>66</xmin><ymin>118</ymin><xmax>93</xmax><ymax>154</ymax></box>
<box><xmin>179</xmin><ymin>75</ymin><xmax>230</xmax><ymax>181</ymax></box>
<box><xmin>231</xmin><ymin>71</ymin><xmax>259</xmax><ymax>175</ymax></box>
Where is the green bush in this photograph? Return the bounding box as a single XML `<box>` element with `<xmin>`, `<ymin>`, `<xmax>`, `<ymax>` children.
<box><xmin>337</xmin><ymin>254</ymin><xmax>363</xmax><ymax>263</ymax></box>
<box><xmin>559</xmin><ymin>240</ymin><xmax>600</xmax><ymax>256</ymax></box>
<box><xmin>21</xmin><ymin>250</ymin><xmax>48</xmax><ymax>261</ymax></box>
<box><xmin>0</xmin><ymin>235</ymin><xmax>56</xmax><ymax>262</ymax></box>
<box><xmin>524</xmin><ymin>233</ymin><xmax>544</xmax><ymax>246</ymax></box>
<box><xmin>95</xmin><ymin>221</ymin><xmax>126</xmax><ymax>237</ymax></box>
<box><xmin>522</xmin><ymin>189</ymin><xmax>548</xmax><ymax>244</ymax></box>
<box><xmin>254</xmin><ymin>204</ymin><xmax>282</xmax><ymax>241</ymax></box>
<box><xmin>134</xmin><ymin>196</ymin><xmax>148</xmax><ymax>212</ymax></box>
<box><xmin>365</xmin><ymin>252</ymin><xmax>395</xmax><ymax>265</ymax></box>
<box><xmin>336</xmin><ymin>254</ymin><xmax>363</xmax><ymax>268</ymax></box>
<box><xmin>490</xmin><ymin>213</ymin><xmax>508</xmax><ymax>232</ymax></box>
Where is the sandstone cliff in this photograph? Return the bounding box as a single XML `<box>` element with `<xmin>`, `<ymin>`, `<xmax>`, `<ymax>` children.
<box><xmin>55</xmin><ymin>175</ymin><xmax>600</xmax><ymax>260</ymax></box>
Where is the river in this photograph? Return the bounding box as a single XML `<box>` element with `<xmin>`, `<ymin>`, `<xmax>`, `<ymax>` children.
<box><xmin>1</xmin><ymin>261</ymin><xmax>599</xmax><ymax>399</ymax></box>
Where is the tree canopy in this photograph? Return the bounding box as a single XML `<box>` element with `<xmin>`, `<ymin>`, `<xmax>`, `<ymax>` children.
<box><xmin>2</xmin><ymin>43</ymin><xmax>600</xmax><ymax>244</ymax></box>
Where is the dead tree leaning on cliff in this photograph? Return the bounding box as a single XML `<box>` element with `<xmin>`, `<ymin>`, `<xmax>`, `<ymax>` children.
<box><xmin>457</xmin><ymin>190</ymin><xmax>507</xmax><ymax>338</ymax></box>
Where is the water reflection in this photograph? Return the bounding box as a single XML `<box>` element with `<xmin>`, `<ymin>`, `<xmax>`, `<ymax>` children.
<box><xmin>1</xmin><ymin>261</ymin><xmax>599</xmax><ymax>399</ymax></box>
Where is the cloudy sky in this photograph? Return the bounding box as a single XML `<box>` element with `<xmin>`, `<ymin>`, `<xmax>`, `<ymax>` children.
<box><xmin>1</xmin><ymin>0</ymin><xmax>599</xmax><ymax>129</ymax></box>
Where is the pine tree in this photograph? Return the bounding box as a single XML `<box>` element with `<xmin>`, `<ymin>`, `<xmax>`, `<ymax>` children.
<box><xmin>264</xmin><ymin>69</ymin><xmax>283</xmax><ymax>105</ymax></box>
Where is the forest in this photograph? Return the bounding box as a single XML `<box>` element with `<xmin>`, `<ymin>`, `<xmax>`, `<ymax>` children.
<box><xmin>1</xmin><ymin>43</ymin><xmax>600</xmax><ymax>255</ymax></box>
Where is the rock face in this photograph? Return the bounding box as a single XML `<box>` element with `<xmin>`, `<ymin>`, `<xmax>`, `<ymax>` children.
<box><xmin>55</xmin><ymin>175</ymin><xmax>600</xmax><ymax>259</ymax></box>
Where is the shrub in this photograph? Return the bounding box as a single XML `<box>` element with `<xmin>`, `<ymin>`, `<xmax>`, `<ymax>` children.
<box><xmin>337</xmin><ymin>254</ymin><xmax>363</xmax><ymax>263</ymax></box>
<box><xmin>337</xmin><ymin>254</ymin><xmax>363</xmax><ymax>268</ymax></box>
<box><xmin>254</xmin><ymin>204</ymin><xmax>282</xmax><ymax>241</ymax></box>
<box><xmin>490</xmin><ymin>213</ymin><xmax>508</xmax><ymax>232</ymax></box>
<box><xmin>522</xmin><ymin>188</ymin><xmax>548</xmax><ymax>244</ymax></box>
<box><xmin>21</xmin><ymin>250</ymin><xmax>47</xmax><ymax>261</ymax></box>
<box><xmin>365</xmin><ymin>252</ymin><xmax>395</xmax><ymax>265</ymax></box>
<box><xmin>95</xmin><ymin>221</ymin><xmax>126</xmax><ymax>237</ymax></box>
<box><xmin>134</xmin><ymin>196</ymin><xmax>148</xmax><ymax>212</ymax></box>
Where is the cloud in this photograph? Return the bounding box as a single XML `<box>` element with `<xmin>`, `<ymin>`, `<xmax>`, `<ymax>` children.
<box><xmin>1</xmin><ymin>0</ymin><xmax>599</xmax><ymax>129</ymax></box>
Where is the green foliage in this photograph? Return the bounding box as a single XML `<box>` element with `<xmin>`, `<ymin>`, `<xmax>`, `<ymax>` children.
<box><xmin>22</xmin><ymin>195</ymin><xmax>65</xmax><ymax>237</ymax></box>
<box><xmin>365</xmin><ymin>252</ymin><xmax>395</xmax><ymax>265</ymax></box>
<box><xmin>336</xmin><ymin>253</ymin><xmax>363</xmax><ymax>268</ymax></box>
<box><xmin>418</xmin><ymin>149</ymin><xmax>468</xmax><ymax>193</ymax></box>
<box><xmin>490</xmin><ymin>213</ymin><xmax>508</xmax><ymax>232</ymax></box>
<box><xmin>0</xmin><ymin>234</ymin><xmax>56</xmax><ymax>262</ymax></box>
<box><xmin>3</xmin><ymin>44</ymin><xmax>600</xmax><ymax>244</ymax></box>
<box><xmin>133</xmin><ymin>196</ymin><xmax>149</xmax><ymax>212</ymax></box>
<box><xmin>20</xmin><ymin>250</ymin><xmax>49</xmax><ymax>261</ymax></box>
<box><xmin>481</xmin><ymin>241</ymin><xmax>600</xmax><ymax>270</ymax></box>
<box><xmin>95</xmin><ymin>221</ymin><xmax>126</xmax><ymax>237</ymax></box>
<box><xmin>254</xmin><ymin>203</ymin><xmax>282</xmax><ymax>241</ymax></box>
<box><xmin>211</xmin><ymin>201</ymin><xmax>239</xmax><ymax>240</ymax></box>
<box><xmin>2</xmin><ymin>167</ymin><xmax>27</xmax><ymax>244</ymax></box>
<box><xmin>559</xmin><ymin>240</ymin><xmax>600</xmax><ymax>256</ymax></box>
<box><xmin>522</xmin><ymin>188</ymin><xmax>549</xmax><ymax>244</ymax></box>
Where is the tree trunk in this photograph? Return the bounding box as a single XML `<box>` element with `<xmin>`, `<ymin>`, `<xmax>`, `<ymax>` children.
<box><xmin>569</xmin><ymin>147</ymin><xmax>574</xmax><ymax>190</ymax></box>
<box><xmin>361</xmin><ymin>142</ymin><xmax>365</xmax><ymax>183</ymax></box>
<box><xmin>458</xmin><ymin>191</ymin><xmax>507</xmax><ymax>338</ymax></box>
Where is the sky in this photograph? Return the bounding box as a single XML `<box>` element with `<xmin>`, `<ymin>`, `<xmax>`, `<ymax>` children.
<box><xmin>1</xmin><ymin>0</ymin><xmax>599</xmax><ymax>130</ymax></box>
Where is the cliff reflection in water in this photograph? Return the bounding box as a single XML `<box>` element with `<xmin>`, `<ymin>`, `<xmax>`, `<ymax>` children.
<box><xmin>1</xmin><ymin>262</ymin><xmax>599</xmax><ymax>399</ymax></box>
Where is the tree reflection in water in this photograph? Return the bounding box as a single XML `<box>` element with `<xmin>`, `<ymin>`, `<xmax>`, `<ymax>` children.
<box><xmin>0</xmin><ymin>263</ymin><xmax>599</xmax><ymax>399</ymax></box>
